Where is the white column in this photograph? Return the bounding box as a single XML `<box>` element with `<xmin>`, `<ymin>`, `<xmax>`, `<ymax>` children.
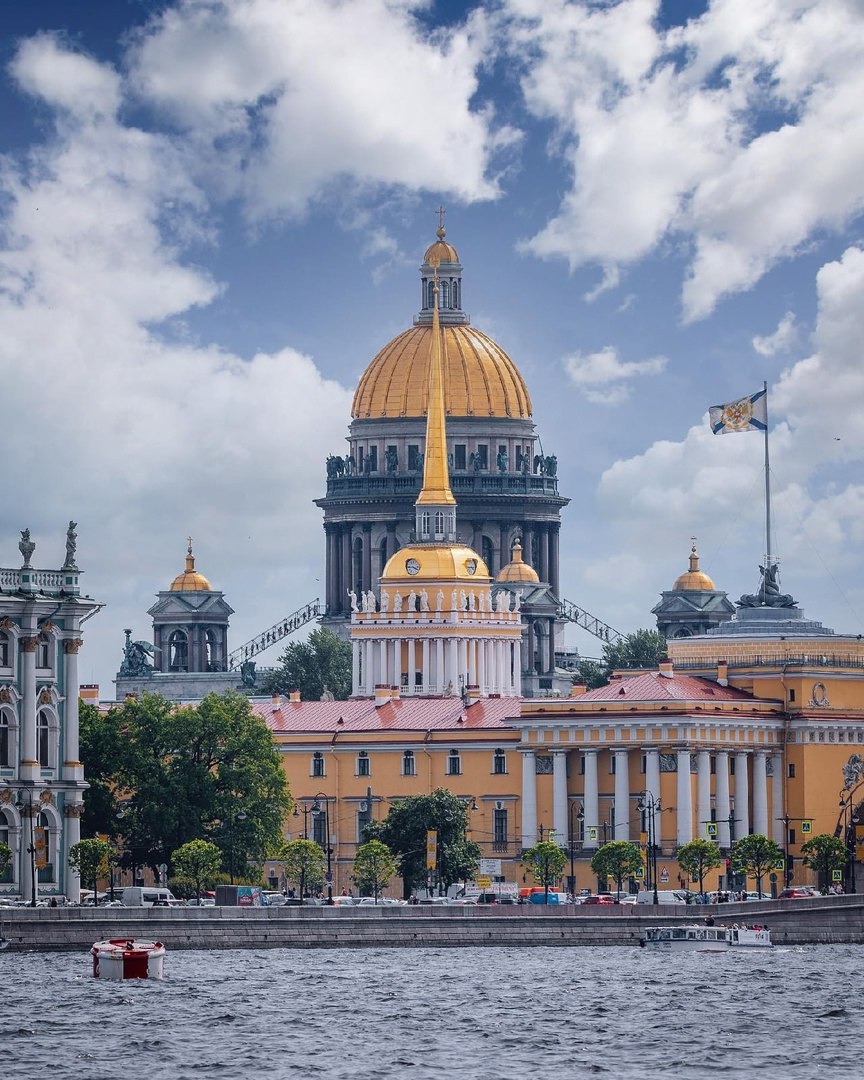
<box><xmin>645</xmin><ymin>749</ymin><xmax>661</xmax><ymax>849</ymax></box>
<box><xmin>436</xmin><ymin>639</ymin><xmax>444</xmax><ymax>694</ymax></box>
<box><xmin>716</xmin><ymin>751</ymin><xmax>731</xmax><ymax>848</ymax></box>
<box><xmin>771</xmin><ymin>751</ymin><xmax>785</xmax><ymax>844</ymax></box>
<box><xmin>753</xmin><ymin>752</ymin><xmax>769</xmax><ymax>836</ymax></box>
<box><xmin>553</xmin><ymin>751</ymin><xmax>568</xmax><ymax>843</ymax></box>
<box><xmin>20</xmin><ymin>808</ymin><xmax>35</xmax><ymax>904</ymax></box>
<box><xmin>21</xmin><ymin>635</ymin><xmax>38</xmax><ymax>771</ymax></box>
<box><xmin>477</xmin><ymin>638</ymin><xmax>485</xmax><ymax>693</ymax></box>
<box><xmin>497</xmin><ymin>642</ymin><xmax>507</xmax><ymax>694</ymax></box>
<box><xmin>614</xmin><ymin>750</ymin><xmax>630</xmax><ymax>840</ymax></box>
<box><xmin>391</xmin><ymin>638</ymin><xmax>401</xmax><ymax>689</ymax></box>
<box><xmin>735</xmin><ymin>752</ymin><xmax>750</xmax><ymax>838</ymax></box>
<box><xmin>65</xmin><ymin>804</ymin><xmax>82</xmax><ymax>902</ymax></box>
<box><xmin>448</xmin><ymin>638</ymin><xmax>458</xmax><ymax>694</ymax></box>
<box><xmin>407</xmin><ymin>639</ymin><xmax>416</xmax><ymax>695</ymax></box>
<box><xmin>676</xmin><ymin>749</ymin><xmax>693</xmax><ymax>846</ymax></box>
<box><xmin>378</xmin><ymin>639</ymin><xmax>388</xmax><ymax>685</ymax></box>
<box><xmin>696</xmin><ymin>750</ymin><xmax>711</xmax><ymax>841</ymax></box>
<box><xmin>62</xmin><ymin>639</ymin><xmax>83</xmax><ymax>775</ymax></box>
<box><xmin>583</xmin><ymin>751</ymin><xmax>600</xmax><ymax>850</ymax></box>
<box><xmin>513</xmin><ymin>643</ymin><xmax>522</xmax><ymax>696</ymax></box>
<box><xmin>422</xmin><ymin>639</ymin><xmax>430</xmax><ymax>694</ymax></box>
<box><xmin>520</xmin><ymin>751</ymin><xmax>537</xmax><ymax>848</ymax></box>
<box><xmin>351</xmin><ymin>641</ymin><xmax>360</xmax><ymax>696</ymax></box>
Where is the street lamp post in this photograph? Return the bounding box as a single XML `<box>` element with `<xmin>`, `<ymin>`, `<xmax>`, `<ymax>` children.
<box><xmin>839</xmin><ymin>789</ymin><xmax>858</xmax><ymax>894</ymax></box>
<box><xmin>312</xmin><ymin>793</ymin><xmax>333</xmax><ymax>904</ymax></box>
<box><xmin>15</xmin><ymin>788</ymin><xmax>38</xmax><ymax>907</ymax></box>
<box><xmin>228</xmin><ymin>811</ymin><xmax>247</xmax><ymax>885</ymax></box>
<box><xmin>292</xmin><ymin>802</ymin><xmax>317</xmax><ymax>899</ymax></box>
<box><xmin>567</xmin><ymin>802</ymin><xmax>584</xmax><ymax>897</ymax></box>
<box><xmin>637</xmin><ymin>791</ymin><xmax>662</xmax><ymax>905</ymax></box>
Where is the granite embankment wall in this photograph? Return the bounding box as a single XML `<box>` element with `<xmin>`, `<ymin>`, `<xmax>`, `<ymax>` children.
<box><xmin>3</xmin><ymin>895</ymin><xmax>863</xmax><ymax>952</ymax></box>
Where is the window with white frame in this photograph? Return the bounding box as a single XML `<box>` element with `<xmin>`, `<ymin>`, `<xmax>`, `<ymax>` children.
<box><xmin>492</xmin><ymin>748</ymin><xmax>507</xmax><ymax>775</ymax></box>
<box><xmin>402</xmin><ymin>750</ymin><xmax>416</xmax><ymax>777</ymax></box>
<box><xmin>0</xmin><ymin>631</ymin><xmax>9</xmax><ymax>667</ymax></box>
<box><xmin>312</xmin><ymin>752</ymin><xmax>325</xmax><ymax>778</ymax></box>
<box><xmin>37</xmin><ymin>709</ymin><xmax>51</xmax><ymax>767</ymax></box>
<box><xmin>493</xmin><ymin>808</ymin><xmax>508</xmax><ymax>850</ymax></box>
<box><xmin>447</xmin><ymin>749</ymin><xmax>461</xmax><ymax>776</ymax></box>
<box><xmin>36</xmin><ymin>633</ymin><xmax>51</xmax><ymax>669</ymax></box>
<box><xmin>0</xmin><ymin>712</ymin><xmax>10</xmax><ymax>766</ymax></box>
<box><xmin>357</xmin><ymin>751</ymin><xmax>370</xmax><ymax>777</ymax></box>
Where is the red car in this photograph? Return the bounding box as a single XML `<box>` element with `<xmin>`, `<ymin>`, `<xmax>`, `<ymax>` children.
<box><xmin>581</xmin><ymin>894</ymin><xmax>616</xmax><ymax>905</ymax></box>
<box><xmin>778</xmin><ymin>887</ymin><xmax>819</xmax><ymax>899</ymax></box>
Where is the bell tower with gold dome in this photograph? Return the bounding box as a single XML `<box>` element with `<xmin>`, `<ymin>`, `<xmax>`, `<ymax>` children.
<box><xmin>317</xmin><ymin>220</ymin><xmax>568</xmax><ymax>634</ymax></box>
<box><xmin>651</xmin><ymin>540</ymin><xmax>735</xmax><ymax>639</ymax></box>
<box><xmin>348</xmin><ymin>273</ymin><xmax>524</xmax><ymax>699</ymax></box>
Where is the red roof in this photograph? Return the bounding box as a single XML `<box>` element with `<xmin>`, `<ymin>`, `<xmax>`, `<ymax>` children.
<box><xmin>575</xmin><ymin>672</ymin><xmax>757</xmax><ymax>703</ymax></box>
<box><xmin>255</xmin><ymin>695</ymin><xmax>519</xmax><ymax>734</ymax></box>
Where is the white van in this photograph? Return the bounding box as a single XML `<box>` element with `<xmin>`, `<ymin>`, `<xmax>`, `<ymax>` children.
<box><xmin>121</xmin><ymin>887</ymin><xmax>177</xmax><ymax>907</ymax></box>
<box><xmin>636</xmin><ymin>890</ymin><xmax>688</xmax><ymax>904</ymax></box>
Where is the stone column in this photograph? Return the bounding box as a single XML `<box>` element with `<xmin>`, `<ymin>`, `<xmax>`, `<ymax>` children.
<box><xmin>378</xmin><ymin>640</ymin><xmax>388</xmax><ymax>685</ymax></box>
<box><xmin>457</xmin><ymin>639</ymin><xmax>467</xmax><ymax>689</ymax></box>
<box><xmin>676</xmin><ymin>749</ymin><xmax>693</xmax><ymax>846</ymax></box>
<box><xmin>435</xmin><ymin>639</ymin><xmax>444</xmax><ymax>694</ymax></box>
<box><xmin>448</xmin><ymin>638</ymin><xmax>459</xmax><ymax>694</ymax></box>
<box><xmin>715</xmin><ymin>751</ymin><xmax>731</xmax><ymax>848</ymax></box>
<box><xmin>614</xmin><ymin>750</ymin><xmax>630</xmax><ymax>840</ymax></box>
<box><xmin>477</xmin><ymin>638</ymin><xmax>485</xmax><ymax>692</ymax></box>
<box><xmin>735</xmin><ymin>752</ymin><xmax>750</xmax><ymax>838</ymax></box>
<box><xmin>421</xmin><ymin>639</ymin><xmax>430</xmax><ymax>693</ymax></box>
<box><xmin>645</xmin><ymin>749</ymin><xmax>661</xmax><ymax>847</ymax></box>
<box><xmin>64</xmin><ymin>801</ymin><xmax>83</xmax><ymax>902</ymax></box>
<box><xmin>553</xmin><ymin>751</ymin><xmax>568</xmax><ymax>843</ymax></box>
<box><xmin>499</xmin><ymin>524</ymin><xmax>510</xmax><ymax>571</ymax></box>
<box><xmin>752</xmin><ymin>752</ymin><xmax>769</xmax><ymax>836</ymax></box>
<box><xmin>324</xmin><ymin>526</ymin><xmax>335</xmax><ymax>613</ymax></box>
<box><xmin>20</xmin><ymin>636</ymin><xmax>38</xmax><ymax>776</ymax></box>
<box><xmin>391</xmin><ymin>638</ymin><xmax>401</xmax><ymax>689</ymax></box>
<box><xmin>520</xmin><ymin>751</ymin><xmax>537</xmax><ymax>848</ymax></box>
<box><xmin>363</xmin><ymin>525</ymin><xmax>372</xmax><ymax>592</ymax></box>
<box><xmin>696</xmin><ymin>750</ymin><xmax>711</xmax><ymax>841</ymax></box>
<box><xmin>771</xmin><ymin>752</ymin><xmax>785</xmax><ymax>845</ymax></box>
<box><xmin>583</xmin><ymin>751</ymin><xmax>600</xmax><ymax>850</ymax></box>
<box><xmin>549</xmin><ymin>524</ymin><xmax>560</xmax><ymax>597</ymax></box>
<box><xmin>20</xmin><ymin>803</ymin><xmax>36</xmax><ymax>904</ymax></box>
<box><xmin>497</xmin><ymin>641</ymin><xmax>507</xmax><ymax>695</ymax></box>
<box><xmin>351</xmin><ymin>641</ymin><xmax>360</xmax><ymax>696</ymax></box>
<box><xmin>539</xmin><ymin>525</ymin><xmax>550</xmax><ymax>584</ymax></box>
<box><xmin>513</xmin><ymin>643</ymin><xmax>522</xmax><ymax>696</ymax></box>
<box><xmin>340</xmin><ymin>526</ymin><xmax>352</xmax><ymax>615</ymax></box>
<box><xmin>405</xmin><ymin>639</ymin><xmax>415</xmax><ymax>694</ymax></box>
<box><xmin>522</xmin><ymin>527</ymin><xmax>535</xmax><ymax>572</ymax></box>
<box><xmin>62</xmin><ymin>639</ymin><xmax>83</xmax><ymax>777</ymax></box>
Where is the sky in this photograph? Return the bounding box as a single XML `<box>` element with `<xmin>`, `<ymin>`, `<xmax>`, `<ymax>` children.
<box><xmin>2</xmin><ymin>0</ymin><xmax>864</xmax><ymax>695</ymax></box>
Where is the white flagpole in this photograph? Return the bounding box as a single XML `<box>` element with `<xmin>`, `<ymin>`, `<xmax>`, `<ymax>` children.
<box><xmin>763</xmin><ymin>380</ymin><xmax>772</xmax><ymax>567</ymax></box>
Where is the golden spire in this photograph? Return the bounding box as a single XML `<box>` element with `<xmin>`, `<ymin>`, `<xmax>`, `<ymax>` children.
<box><xmin>416</xmin><ymin>272</ymin><xmax>456</xmax><ymax>507</ymax></box>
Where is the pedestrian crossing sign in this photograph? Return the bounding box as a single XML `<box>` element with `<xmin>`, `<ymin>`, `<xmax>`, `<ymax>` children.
<box><xmin>801</xmin><ymin>819</ymin><xmax>813</xmax><ymax>834</ymax></box>
<box><xmin>587</xmin><ymin>826</ymin><xmax>598</xmax><ymax>842</ymax></box>
<box><xmin>832</xmin><ymin>870</ymin><xmax>843</xmax><ymax>882</ymax></box>
<box><xmin>705</xmin><ymin>822</ymin><xmax>718</xmax><ymax>839</ymax></box>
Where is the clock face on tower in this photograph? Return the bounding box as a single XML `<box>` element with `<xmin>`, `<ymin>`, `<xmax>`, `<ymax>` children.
<box><xmin>405</xmin><ymin>558</ymin><xmax>421</xmax><ymax>576</ymax></box>
<box><xmin>465</xmin><ymin>559</ymin><xmax>477</xmax><ymax>575</ymax></box>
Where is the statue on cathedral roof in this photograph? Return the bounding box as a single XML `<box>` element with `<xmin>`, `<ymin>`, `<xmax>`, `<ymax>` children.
<box><xmin>738</xmin><ymin>563</ymin><xmax>797</xmax><ymax>608</ymax></box>
<box><xmin>119</xmin><ymin>628</ymin><xmax>159</xmax><ymax>677</ymax></box>
<box><xmin>63</xmin><ymin>520</ymin><xmax>78</xmax><ymax>570</ymax></box>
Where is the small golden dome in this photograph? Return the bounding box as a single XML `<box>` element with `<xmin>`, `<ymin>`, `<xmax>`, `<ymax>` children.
<box><xmin>170</xmin><ymin>541</ymin><xmax>212</xmax><ymax>592</ymax></box>
<box><xmin>673</xmin><ymin>542</ymin><xmax>715</xmax><ymax>591</ymax></box>
<box><xmin>424</xmin><ymin>238</ymin><xmax>460</xmax><ymax>267</ymax></box>
<box><xmin>497</xmin><ymin>539</ymin><xmax>539</xmax><ymax>583</ymax></box>
<box><xmin>352</xmin><ymin>324</ymin><xmax>532</xmax><ymax>419</ymax></box>
<box><xmin>381</xmin><ymin>545</ymin><xmax>490</xmax><ymax>584</ymax></box>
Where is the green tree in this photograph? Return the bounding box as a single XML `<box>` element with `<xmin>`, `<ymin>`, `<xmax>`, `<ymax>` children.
<box><xmin>371</xmin><ymin>789</ymin><xmax>480</xmax><ymax>897</ymax></box>
<box><xmin>68</xmin><ymin>837</ymin><xmax>113</xmax><ymax>900</ymax></box>
<box><xmin>263</xmin><ymin>627</ymin><xmax>351</xmax><ymax>700</ymax></box>
<box><xmin>731</xmin><ymin>834</ymin><xmax>784</xmax><ymax>898</ymax></box>
<box><xmin>79</xmin><ymin>699</ymin><xmax>125</xmax><ymax>839</ymax></box>
<box><xmin>801</xmin><ymin>833</ymin><xmax>847</xmax><ymax>892</ymax></box>
<box><xmin>677</xmin><ymin>838</ymin><xmax>723</xmax><ymax>897</ymax></box>
<box><xmin>84</xmin><ymin>690</ymin><xmax>291</xmax><ymax>879</ymax></box>
<box><xmin>574</xmin><ymin>661</ymin><xmax>607</xmax><ymax>690</ymax></box>
<box><xmin>590</xmin><ymin>840</ymin><xmax>644</xmax><ymax>899</ymax></box>
<box><xmin>579</xmin><ymin>630</ymin><xmax>668</xmax><ymax>688</ymax></box>
<box><xmin>353</xmin><ymin>839</ymin><xmax>398</xmax><ymax>902</ymax></box>
<box><xmin>521</xmin><ymin>840</ymin><xmax>567</xmax><ymax>903</ymax></box>
<box><xmin>171</xmin><ymin>839</ymin><xmax>223</xmax><ymax>902</ymax></box>
<box><xmin>281</xmin><ymin>839</ymin><xmax>325</xmax><ymax>898</ymax></box>
<box><xmin>0</xmin><ymin>841</ymin><xmax>11</xmax><ymax>878</ymax></box>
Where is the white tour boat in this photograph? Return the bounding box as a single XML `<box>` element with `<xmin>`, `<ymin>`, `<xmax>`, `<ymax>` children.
<box><xmin>91</xmin><ymin>938</ymin><xmax>166</xmax><ymax>979</ymax></box>
<box><xmin>641</xmin><ymin>923</ymin><xmax>772</xmax><ymax>952</ymax></box>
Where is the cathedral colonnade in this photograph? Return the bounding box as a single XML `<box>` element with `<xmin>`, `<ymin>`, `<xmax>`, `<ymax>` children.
<box><xmin>517</xmin><ymin>744</ymin><xmax>785</xmax><ymax>854</ymax></box>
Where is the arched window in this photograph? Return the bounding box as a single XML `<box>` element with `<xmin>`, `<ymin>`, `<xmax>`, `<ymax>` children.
<box><xmin>312</xmin><ymin>751</ymin><xmax>325</xmax><ymax>778</ymax></box>
<box><xmin>440</xmin><ymin>280</ymin><xmax>450</xmax><ymax>308</ymax></box>
<box><xmin>36</xmin><ymin>633</ymin><xmax>51</xmax><ymax>668</ymax></box>
<box><xmin>36</xmin><ymin>810</ymin><xmax>53</xmax><ymax>883</ymax></box>
<box><xmin>0</xmin><ymin>631</ymin><xmax>9</xmax><ymax>667</ymax></box>
<box><xmin>420</xmin><ymin>511</ymin><xmax>430</xmax><ymax>538</ymax></box>
<box><xmin>0</xmin><ymin>814</ymin><xmax>11</xmax><ymax>883</ymax></box>
<box><xmin>37</xmin><ymin>709</ymin><xmax>51</xmax><ymax>767</ymax></box>
<box><xmin>402</xmin><ymin>750</ymin><xmax>416</xmax><ymax>777</ymax></box>
<box><xmin>205</xmin><ymin>628</ymin><xmax>222</xmax><ymax>672</ymax></box>
<box><xmin>452</xmin><ymin>281</ymin><xmax>459</xmax><ymax>308</ymax></box>
<box><xmin>169</xmin><ymin>631</ymin><xmax>188</xmax><ymax>672</ymax></box>
<box><xmin>0</xmin><ymin>712</ymin><xmax>10</xmax><ymax>767</ymax></box>
<box><xmin>434</xmin><ymin>511</ymin><xmax>445</xmax><ymax>538</ymax></box>
<box><xmin>447</xmin><ymin>749</ymin><xmax>461</xmax><ymax>776</ymax></box>
<box><xmin>427</xmin><ymin>281</ymin><xmax>435</xmax><ymax>308</ymax></box>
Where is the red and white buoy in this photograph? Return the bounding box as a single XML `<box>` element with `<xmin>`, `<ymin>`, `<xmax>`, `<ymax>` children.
<box><xmin>91</xmin><ymin>939</ymin><xmax>166</xmax><ymax>980</ymax></box>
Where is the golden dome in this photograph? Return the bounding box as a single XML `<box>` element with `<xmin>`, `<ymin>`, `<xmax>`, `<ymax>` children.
<box><xmin>497</xmin><ymin>539</ymin><xmax>539</xmax><ymax>583</ymax></box>
<box><xmin>381</xmin><ymin>545</ymin><xmax>490</xmax><ymax>584</ymax></box>
<box><xmin>673</xmin><ymin>543</ymin><xmax>715</xmax><ymax>591</ymax></box>
<box><xmin>170</xmin><ymin>542</ymin><xmax>212</xmax><ymax>592</ymax></box>
<box><xmin>352</xmin><ymin>324</ymin><xmax>532</xmax><ymax>420</ymax></box>
<box><xmin>424</xmin><ymin>233</ymin><xmax>459</xmax><ymax>267</ymax></box>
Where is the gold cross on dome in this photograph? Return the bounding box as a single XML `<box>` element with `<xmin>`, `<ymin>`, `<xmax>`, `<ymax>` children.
<box><xmin>187</xmin><ymin>535</ymin><xmax>193</xmax><ymax>554</ymax></box>
<box><xmin>436</xmin><ymin>205</ymin><xmax>446</xmax><ymax>231</ymax></box>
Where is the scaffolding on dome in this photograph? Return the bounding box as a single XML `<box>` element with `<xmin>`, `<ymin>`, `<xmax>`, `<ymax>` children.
<box><xmin>227</xmin><ymin>599</ymin><xmax>321</xmax><ymax>669</ymax></box>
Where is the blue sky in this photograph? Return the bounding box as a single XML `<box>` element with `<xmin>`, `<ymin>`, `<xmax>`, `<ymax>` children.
<box><xmin>2</xmin><ymin>0</ymin><xmax>863</xmax><ymax>693</ymax></box>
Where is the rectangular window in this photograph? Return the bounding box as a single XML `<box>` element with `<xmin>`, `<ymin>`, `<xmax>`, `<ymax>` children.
<box><xmin>0</xmin><ymin>634</ymin><xmax>8</xmax><ymax>666</ymax></box>
<box><xmin>312</xmin><ymin>753</ymin><xmax>325</xmax><ymax>778</ymax></box>
<box><xmin>0</xmin><ymin>827</ymin><xmax>11</xmax><ymax>883</ymax></box>
<box><xmin>640</xmin><ymin>755</ymin><xmax>646</xmax><ymax>774</ymax></box>
<box><xmin>580</xmin><ymin>757</ymin><xmax>586</xmax><ymax>775</ymax></box>
<box><xmin>493</xmin><ymin>808</ymin><xmax>508</xmax><ymax>849</ymax></box>
<box><xmin>788</xmin><ymin>763</ymin><xmax>796</xmax><ymax>779</ymax></box>
<box><xmin>447</xmin><ymin>752</ymin><xmax>461</xmax><ymax>776</ymax></box>
<box><xmin>408</xmin><ymin>444</ymin><xmax>420</xmax><ymax>471</ymax></box>
<box><xmin>312</xmin><ymin>813</ymin><xmax>327</xmax><ymax>847</ymax></box>
<box><xmin>476</xmin><ymin>444</ymin><xmax>488</xmax><ymax>470</ymax></box>
<box><xmin>357</xmin><ymin>754</ymin><xmax>370</xmax><ymax>777</ymax></box>
<box><xmin>493</xmin><ymin>750</ymin><xmax>507</xmax><ymax>775</ymax></box>
<box><xmin>454</xmin><ymin>444</ymin><xmax>466</xmax><ymax>470</ymax></box>
<box><xmin>789</xmin><ymin>689</ymin><xmax>796</xmax><ymax>702</ymax></box>
<box><xmin>403</xmin><ymin>752</ymin><xmax>416</xmax><ymax>777</ymax></box>
<box><xmin>368</xmin><ymin>445</ymin><xmax>378</xmax><ymax>472</ymax></box>
<box><xmin>610</xmin><ymin>756</ymin><xmax>616</xmax><ymax>775</ymax></box>
<box><xmin>789</xmin><ymin>828</ymin><xmax>796</xmax><ymax>845</ymax></box>
<box><xmin>730</xmin><ymin>758</ymin><xmax>736</xmax><ymax>775</ymax></box>
<box><xmin>357</xmin><ymin>446</ymin><xmax>364</xmax><ymax>471</ymax></box>
<box><xmin>357</xmin><ymin>807</ymin><xmax>371</xmax><ymax>843</ymax></box>
<box><xmin>710</xmin><ymin>756</ymin><xmax>716</xmax><ymax>775</ymax></box>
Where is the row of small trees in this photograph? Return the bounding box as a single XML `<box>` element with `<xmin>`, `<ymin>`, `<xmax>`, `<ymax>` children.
<box><xmin>521</xmin><ymin>832</ymin><xmax>852</xmax><ymax>897</ymax></box>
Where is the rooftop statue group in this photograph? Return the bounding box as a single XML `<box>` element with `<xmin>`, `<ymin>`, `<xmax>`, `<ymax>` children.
<box><xmin>349</xmin><ymin>587</ymin><xmax>521</xmax><ymax>615</ymax></box>
<box><xmin>327</xmin><ymin>450</ymin><xmax>557</xmax><ymax>478</ymax></box>
<box><xmin>738</xmin><ymin>563</ymin><xmax>797</xmax><ymax>609</ymax></box>
<box><xmin>17</xmin><ymin>520</ymin><xmax>79</xmax><ymax>570</ymax></box>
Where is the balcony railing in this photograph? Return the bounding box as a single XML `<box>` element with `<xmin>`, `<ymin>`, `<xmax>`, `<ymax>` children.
<box><xmin>492</xmin><ymin>841</ymin><xmax>510</xmax><ymax>853</ymax></box>
<box><xmin>322</xmin><ymin>473</ymin><xmax>561</xmax><ymax>499</ymax></box>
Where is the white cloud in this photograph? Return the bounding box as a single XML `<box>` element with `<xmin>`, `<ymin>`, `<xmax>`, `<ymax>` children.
<box><xmin>1</xmin><ymin>35</ymin><xmax>352</xmax><ymax>691</ymax></box>
<box><xmin>503</xmin><ymin>0</ymin><xmax>864</xmax><ymax>319</ymax></box>
<box><xmin>125</xmin><ymin>0</ymin><xmax>519</xmax><ymax>219</ymax></box>
<box><xmin>752</xmin><ymin>311</ymin><xmax>799</xmax><ymax>357</ymax></box>
<box><xmin>563</xmin><ymin>346</ymin><xmax>667</xmax><ymax>404</ymax></box>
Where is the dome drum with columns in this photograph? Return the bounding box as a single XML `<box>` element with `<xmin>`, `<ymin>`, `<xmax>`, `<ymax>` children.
<box><xmin>652</xmin><ymin>541</ymin><xmax>736</xmax><ymax>639</ymax></box>
<box><xmin>317</xmin><ymin>224</ymin><xmax>568</xmax><ymax>626</ymax></box>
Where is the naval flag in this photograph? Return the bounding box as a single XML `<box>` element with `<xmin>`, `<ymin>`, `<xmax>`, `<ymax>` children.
<box><xmin>708</xmin><ymin>388</ymin><xmax>768</xmax><ymax>434</ymax></box>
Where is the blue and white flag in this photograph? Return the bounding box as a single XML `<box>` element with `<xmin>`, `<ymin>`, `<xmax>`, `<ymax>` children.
<box><xmin>708</xmin><ymin>388</ymin><xmax>767</xmax><ymax>435</ymax></box>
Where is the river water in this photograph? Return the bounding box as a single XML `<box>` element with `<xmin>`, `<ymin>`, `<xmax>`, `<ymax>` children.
<box><xmin>2</xmin><ymin>945</ymin><xmax>859</xmax><ymax>1079</ymax></box>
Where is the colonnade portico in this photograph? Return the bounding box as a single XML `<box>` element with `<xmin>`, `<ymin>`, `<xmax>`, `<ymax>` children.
<box><xmin>517</xmin><ymin>745</ymin><xmax>784</xmax><ymax>858</ymax></box>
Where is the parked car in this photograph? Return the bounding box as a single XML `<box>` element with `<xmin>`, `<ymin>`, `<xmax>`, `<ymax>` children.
<box><xmin>778</xmin><ymin>886</ymin><xmax>819</xmax><ymax>899</ymax></box>
<box><xmin>581</xmin><ymin>894</ymin><xmax>616</xmax><ymax>906</ymax></box>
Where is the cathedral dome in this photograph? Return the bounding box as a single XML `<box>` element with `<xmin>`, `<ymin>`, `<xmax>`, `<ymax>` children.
<box><xmin>497</xmin><ymin>539</ymin><xmax>539</xmax><ymax>584</ymax></box>
<box><xmin>424</xmin><ymin>233</ymin><xmax>459</xmax><ymax>266</ymax></box>
<box><xmin>170</xmin><ymin>543</ymin><xmax>212</xmax><ymax>592</ymax></box>
<box><xmin>381</xmin><ymin>545</ymin><xmax>490</xmax><ymax>585</ymax></box>
<box><xmin>673</xmin><ymin>543</ymin><xmax>715</xmax><ymax>592</ymax></box>
<box><xmin>352</xmin><ymin>324</ymin><xmax>532</xmax><ymax>420</ymax></box>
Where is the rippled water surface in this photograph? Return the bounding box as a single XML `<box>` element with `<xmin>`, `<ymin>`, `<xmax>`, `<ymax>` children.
<box><xmin>3</xmin><ymin>945</ymin><xmax>860</xmax><ymax>1079</ymax></box>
